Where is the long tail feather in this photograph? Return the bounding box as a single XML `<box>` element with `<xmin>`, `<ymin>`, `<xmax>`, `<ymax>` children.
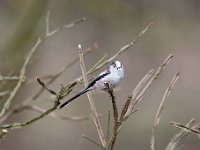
<box><xmin>59</xmin><ymin>88</ymin><xmax>90</xmax><ymax>109</ymax></box>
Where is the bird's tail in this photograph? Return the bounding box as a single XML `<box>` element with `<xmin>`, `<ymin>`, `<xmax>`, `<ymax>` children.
<box><xmin>59</xmin><ymin>88</ymin><xmax>90</xmax><ymax>109</ymax></box>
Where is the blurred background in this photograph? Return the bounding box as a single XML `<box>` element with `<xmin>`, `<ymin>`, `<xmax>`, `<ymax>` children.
<box><xmin>0</xmin><ymin>0</ymin><xmax>200</xmax><ymax>149</ymax></box>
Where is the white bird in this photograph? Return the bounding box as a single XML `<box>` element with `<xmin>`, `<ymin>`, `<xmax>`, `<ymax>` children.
<box><xmin>59</xmin><ymin>61</ymin><xmax>124</xmax><ymax>109</ymax></box>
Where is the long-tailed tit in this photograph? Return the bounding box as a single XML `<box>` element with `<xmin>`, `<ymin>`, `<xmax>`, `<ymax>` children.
<box><xmin>59</xmin><ymin>61</ymin><xmax>124</xmax><ymax>109</ymax></box>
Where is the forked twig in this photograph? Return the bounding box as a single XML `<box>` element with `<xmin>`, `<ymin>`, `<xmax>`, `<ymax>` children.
<box><xmin>170</xmin><ymin>121</ymin><xmax>200</xmax><ymax>136</ymax></box>
<box><xmin>165</xmin><ymin>119</ymin><xmax>195</xmax><ymax>150</ymax></box>
<box><xmin>82</xmin><ymin>134</ymin><xmax>104</xmax><ymax>149</ymax></box>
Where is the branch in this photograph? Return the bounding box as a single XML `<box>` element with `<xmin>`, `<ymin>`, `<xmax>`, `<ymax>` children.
<box><xmin>105</xmin><ymin>83</ymin><xmax>118</xmax><ymax>126</ymax></box>
<box><xmin>106</xmin><ymin>54</ymin><xmax>174</xmax><ymax>150</ymax></box>
<box><xmin>0</xmin><ymin>91</ymin><xmax>9</xmax><ymax>97</ymax></box>
<box><xmin>165</xmin><ymin>119</ymin><xmax>195</xmax><ymax>150</ymax></box>
<box><xmin>81</xmin><ymin>134</ymin><xmax>104</xmax><ymax>149</ymax></box>
<box><xmin>104</xmin><ymin>83</ymin><xmax>119</xmax><ymax>150</ymax></box>
<box><xmin>0</xmin><ymin>75</ymin><xmax>26</xmax><ymax>81</ymax></box>
<box><xmin>0</xmin><ymin>12</ymin><xmax>85</xmax><ymax>119</ymax></box>
<box><xmin>31</xmin><ymin>44</ymin><xmax>96</xmax><ymax>100</ymax></box>
<box><xmin>136</xmin><ymin>54</ymin><xmax>174</xmax><ymax>104</ymax></box>
<box><xmin>0</xmin><ymin>78</ymin><xmax>76</xmax><ymax>129</ymax></box>
<box><xmin>94</xmin><ymin>22</ymin><xmax>154</xmax><ymax>72</ymax></box>
<box><xmin>78</xmin><ymin>44</ymin><xmax>107</xmax><ymax>148</ymax></box>
<box><xmin>106</xmin><ymin>109</ymin><xmax>111</xmax><ymax>142</ymax></box>
<box><xmin>150</xmin><ymin>72</ymin><xmax>180</xmax><ymax>150</ymax></box>
<box><xmin>124</xmin><ymin>69</ymin><xmax>155</xmax><ymax>117</ymax></box>
<box><xmin>170</xmin><ymin>121</ymin><xmax>200</xmax><ymax>136</ymax></box>
<box><xmin>0</xmin><ymin>38</ymin><xmax>41</xmax><ymax>118</ymax></box>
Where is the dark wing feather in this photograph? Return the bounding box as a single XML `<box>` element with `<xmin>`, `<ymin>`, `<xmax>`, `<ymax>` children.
<box><xmin>86</xmin><ymin>71</ymin><xmax>110</xmax><ymax>89</ymax></box>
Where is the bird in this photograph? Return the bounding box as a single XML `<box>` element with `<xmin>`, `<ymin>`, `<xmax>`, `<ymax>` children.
<box><xmin>59</xmin><ymin>60</ymin><xmax>124</xmax><ymax>109</ymax></box>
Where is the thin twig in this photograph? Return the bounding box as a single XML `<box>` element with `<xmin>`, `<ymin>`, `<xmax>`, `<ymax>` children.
<box><xmin>154</xmin><ymin>73</ymin><xmax>180</xmax><ymax>126</ymax></box>
<box><xmin>136</xmin><ymin>54</ymin><xmax>174</xmax><ymax>104</ymax></box>
<box><xmin>125</xmin><ymin>69</ymin><xmax>155</xmax><ymax>117</ymax></box>
<box><xmin>94</xmin><ymin>22</ymin><xmax>154</xmax><ymax>72</ymax></box>
<box><xmin>0</xmin><ymin>91</ymin><xmax>9</xmax><ymax>97</ymax></box>
<box><xmin>105</xmin><ymin>83</ymin><xmax>118</xmax><ymax>126</ymax></box>
<box><xmin>150</xmin><ymin>72</ymin><xmax>180</xmax><ymax>150</ymax></box>
<box><xmin>46</xmin><ymin>18</ymin><xmax>86</xmax><ymax>37</ymax></box>
<box><xmin>170</xmin><ymin>121</ymin><xmax>200</xmax><ymax>136</ymax></box>
<box><xmin>87</xmin><ymin>53</ymin><xmax>108</xmax><ymax>74</ymax></box>
<box><xmin>0</xmin><ymin>13</ymin><xmax>85</xmax><ymax>119</ymax></box>
<box><xmin>0</xmin><ymin>38</ymin><xmax>41</xmax><ymax>118</ymax></box>
<box><xmin>15</xmin><ymin>104</ymin><xmax>90</xmax><ymax>121</ymax></box>
<box><xmin>165</xmin><ymin>119</ymin><xmax>195</xmax><ymax>150</ymax></box>
<box><xmin>46</xmin><ymin>11</ymin><xmax>50</xmax><ymax>36</ymax></box>
<box><xmin>0</xmin><ymin>79</ymin><xmax>76</xmax><ymax>129</ymax></box>
<box><xmin>107</xmin><ymin>109</ymin><xmax>111</xmax><ymax>143</ymax></box>
<box><xmin>31</xmin><ymin>45</ymin><xmax>96</xmax><ymax>100</ymax></box>
<box><xmin>0</xmin><ymin>75</ymin><xmax>26</xmax><ymax>81</ymax></box>
<box><xmin>82</xmin><ymin>135</ymin><xmax>104</xmax><ymax>149</ymax></box>
<box><xmin>78</xmin><ymin>44</ymin><xmax>107</xmax><ymax>148</ymax></box>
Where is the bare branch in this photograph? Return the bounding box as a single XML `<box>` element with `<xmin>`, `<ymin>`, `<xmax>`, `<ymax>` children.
<box><xmin>0</xmin><ymin>14</ymin><xmax>85</xmax><ymax>119</ymax></box>
<box><xmin>136</xmin><ymin>54</ymin><xmax>174</xmax><ymax>103</ymax></box>
<box><xmin>105</xmin><ymin>83</ymin><xmax>118</xmax><ymax>126</ymax></box>
<box><xmin>0</xmin><ymin>75</ymin><xmax>26</xmax><ymax>81</ymax></box>
<box><xmin>82</xmin><ymin>135</ymin><xmax>104</xmax><ymax>149</ymax></box>
<box><xmin>0</xmin><ymin>78</ymin><xmax>76</xmax><ymax>129</ymax></box>
<box><xmin>94</xmin><ymin>22</ymin><xmax>154</xmax><ymax>72</ymax></box>
<box><xmin>78</xmin><ymin>44</ymin><xmax>106</xmax><ymax>148</ymax></box>
<box><xmin>170</xmin><ymin>121</ymin><xmax>200</xmax><ymax>136</ymax></box>
<box><xmin>0</xmin><ymin>91</ymin><xmax>9</xmax><ymax>97</ymax></box>
<box><xmin>150</xmin><ymin>72</ymin><xmax>180</xmax><ymax>150</ymax></box>
<box><xmin>47</xmin><ymin>18</ymin><xmax>86</xmax><ymax>37</ymax></box>
<box><xmin>155</xmin><ymin>72</ymin><xmax>180</xmax><ymax>126</ymax></box>
<box><xmin>165</xmin><ymin>119</ymin><xmax>195</xmax><ymax>150</ymax></box>
<box><xmin>45</xmin><ymin>10</ymin><xmax>50</xmax><ymax>36</ymax></box>
<box><xmin>0</xmin><ymin>38</ymin><xmax>41</xmax><ymax>118</ymax></box>
<box><xmin>18</xmin><ymin>104</ymin><xmax>90</xmax><ymax>121</ymax></box>
<box><xmin>106</xmin><ymin>109</ymin><xmax>111</xmax><ymax>143</ymax></box>
<box><xmin>125</xmin><ymin>69</ymin><xmax>155</xmax><ymax>117</ymax></box>
<box><xmin>31</xmin><ymin>45</ymin><xmax>96</xmax><ymax>101</ymax></box>
<box><xmin>36</xmin><ymin>78</ymin><xmax>58</xmax><ymax>97</ymax></box>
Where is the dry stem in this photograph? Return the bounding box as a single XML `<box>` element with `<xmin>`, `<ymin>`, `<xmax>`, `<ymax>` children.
<box><xmin>78</xmin><ymin>44</ymin><xmax>107</xmax><ymax>148</ymax></box>
<box><xmin>150</xmin><ymin>72</ymin><xmax>180</xmax><ymax>150</ymax></box>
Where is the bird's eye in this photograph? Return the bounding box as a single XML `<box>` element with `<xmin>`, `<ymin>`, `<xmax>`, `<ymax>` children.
<box><xmin>117</xmin><ymin>67</ymin><xmax>120</xmax><ymax>70</ymax></box>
